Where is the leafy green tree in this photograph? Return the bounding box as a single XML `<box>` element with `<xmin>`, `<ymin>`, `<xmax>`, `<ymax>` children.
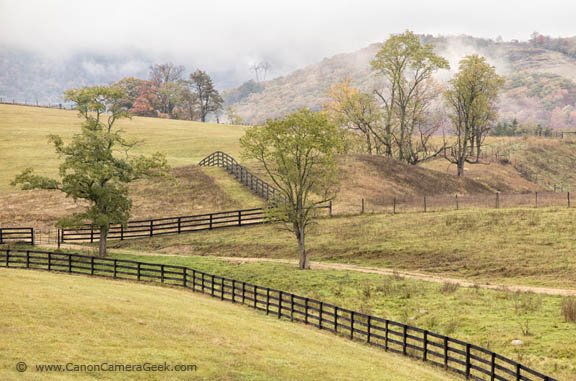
<box><xmin>241</xmin><ymin>109</ymin><xmax>345</xmax><ymax>269</ymax></box>
<box><xmin>371</xmin><ymin>30</ymin><xmax>449</xmax><ymax>163</ymax></box>
<box><xmin>188</xmin><ymin>69</ymin><xmax>224</xmax><ymax>122</ymax></box>
<box><xmin>12</xmin><ymin>86</ymin><xmax>170</xmax><ymax>256</ymax></box>
<box><xmin>444</xmin><ymin>55</ymin><xmax>504</xmax><ymax>176</ymax></box>
<box><xmin>149</xmin><ymin>63</ymin><xmax>186</xmax><ymax>117</ymax></box>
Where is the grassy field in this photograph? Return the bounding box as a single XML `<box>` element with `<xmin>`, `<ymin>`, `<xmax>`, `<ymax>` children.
<box><xmin>0</xmin><ymin>104</ymin><xmax>247</xmax><ymax>193</ymax></box>
<box><xmin>0</xmin><ymin>268</ymin><xmax>456</xmax><ymax>381</ymax></box>
<box><xmin>83</xmin><ymin>251</ymin><xmax>573</xmax><ymax>380</ymax></box>
<box><xmin>111</xmin><ymin>207</ymin><xmax>576</xmax><ymax>290</ymax></box>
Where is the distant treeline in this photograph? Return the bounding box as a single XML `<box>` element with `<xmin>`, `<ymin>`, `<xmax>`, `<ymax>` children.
<box><xmin>111</xmin><ymin>63</ymin><xmax>232</xmax><ymax>123</ymax></box>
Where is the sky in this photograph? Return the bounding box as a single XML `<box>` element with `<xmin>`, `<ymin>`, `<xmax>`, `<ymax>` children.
<box><xmin>1</xmin><ymin>0</ymin><xmax>576</xmax><ymax>81</ymax></box>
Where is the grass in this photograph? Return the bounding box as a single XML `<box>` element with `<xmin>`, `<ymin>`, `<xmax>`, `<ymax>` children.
<box><xmin>88</xmin><ymin>252</ymin><xmax>574</xmax><ymax>380</ymax></box>
<box><xmin>112</xmin><ymin>207</ymin><xmax>576</xmax><ymax>289</ymax></box>
<box><xmin>0</xmin><ymin>104</ymin><xmax>247</xmax><ymax>193</ymax></box>
<box><xmin>0</xmin><ymin>268</ymin><xmax>456</xmax><ymax>381</ymax></box>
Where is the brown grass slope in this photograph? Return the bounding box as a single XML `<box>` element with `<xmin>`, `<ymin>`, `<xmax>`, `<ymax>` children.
<box><xmin>335</xmin><ymin>154</ymin><xmax>543</xmax><ymax>213</ymax></box>
<box><xmin>0</xmin><ymin>165</ymin><xmax>262</xmax><ymax>232</ymax></box>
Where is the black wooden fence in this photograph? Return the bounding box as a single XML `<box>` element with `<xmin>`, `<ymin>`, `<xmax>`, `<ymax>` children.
<box><xmin>0</xmin><ymin>228</ymin><xmax>34</xmax><ymax>245</ymax></box>
<box><xmin>0</xmin><ymin>249</ymin><xmax>556</xmax><ymax>381</ymax></box>
<box><xmin>58</xmin><ymin>208</ymin><xmax>266</xmax><ymax>244</ymax></box>
<box><xmin>199</xmin><ymin>151</ymin><xmax>279</xmax><ymax>200</ymax></box>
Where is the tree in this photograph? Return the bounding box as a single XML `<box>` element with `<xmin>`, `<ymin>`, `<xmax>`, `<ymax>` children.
<box><xmin>371</xmin><ymin>30</ymin><xmax>449</xmax><ymax>163</ymax></box>
<box><xmin>241</xmin><ymin>109</ymin><xmax>345</xmax><ymax>269</ymax></box>
<box><xmin>113</xmin><ymin>77</ymin><xmax>149</xmax><ymax>109</ymax></box>
<box><xmin>12</xmin><ymin>86</ymin><xmax>170</xmax><ymax>256</ymax></box>
<box><xmin>325</xmin><ymin>80</ymin><xmax>381</xmax><ymax>154</ymax></box>
<box><xmin>188</xmin><ymin>70</ymin><xmax>223</xmax><ymax>122</ymax></box>
<box><xmin>149</xmin><ymin>63</ymin><xmax>186</xmax><ymax>116</ymax></box>
<box><xmin>444</xmin><ymin>55</ymin><xmax>504</xmax><ymax>176</ymax></box>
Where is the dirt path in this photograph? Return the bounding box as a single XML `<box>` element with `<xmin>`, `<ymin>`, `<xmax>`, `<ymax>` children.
<box><xmin>48</xmin><ymin>243</ymin><xmax>576</xmax><ymax>296</ymax></box>
<box><xmin>215</xmin><ymin>256</ymin><xmax>576</xmax><ymax>297</ymax></box>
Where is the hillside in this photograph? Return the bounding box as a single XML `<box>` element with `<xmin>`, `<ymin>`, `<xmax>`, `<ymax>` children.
<box><xmin>224</xmin><ymin>35</ymin><xmax>576</xmax><ymax>128</ymax></box>
<box><xmin>0</xmin><ymin>268</ymin><xmax>455</xmax><ymax>381</ymax></box>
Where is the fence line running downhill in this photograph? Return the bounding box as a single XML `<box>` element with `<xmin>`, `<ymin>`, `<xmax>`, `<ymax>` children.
<box><xmin>0</xmin><ymin>249</ymin><xmax>556</xmax><ymax>381</ymax></box>
<box><xmin>199</xmin><ymin>151</ymin><xmax>280</xmax><ymax>200</ymax></box>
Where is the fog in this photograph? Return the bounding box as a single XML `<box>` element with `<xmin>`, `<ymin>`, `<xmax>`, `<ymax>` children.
<box><xmin>1</xmin><ymin>0</ymin><xmax>576</xmax><ymax>86</ymax></box>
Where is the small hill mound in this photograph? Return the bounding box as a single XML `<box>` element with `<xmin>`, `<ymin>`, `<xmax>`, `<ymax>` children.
<box><xmin>335</xmin><ymin>155</ymin><xmax>542</xmax><ymax>213</ymax></box>
<box><xmin>0</xmin><ymin>269</ymin><xmax>455</xmax><ymax>381</ymax></box>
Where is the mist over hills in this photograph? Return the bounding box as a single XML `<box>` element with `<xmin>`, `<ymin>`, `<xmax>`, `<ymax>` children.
<box><xmin>4</xmin><ymin>34</ymin><xmax>576</xmax><ymax>131</ymax></box>
<box><xmin>223</xmin><ymin>35</ymin><xmax>576</xmax><ymax>129</ymax></box>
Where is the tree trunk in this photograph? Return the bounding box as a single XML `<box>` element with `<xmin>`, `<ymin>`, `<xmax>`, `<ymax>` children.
<box><xmin>98</xmin><ymin>226</ymin><xmax>109</xmax><ymax>257</ymax></box>
<box><xmin>297</xmin><ymin>227</ymin><xmax>309</xmax><ymax>270</ymax></box>
<box><xmin>457</xmin><ymin>159</ymin><xmax>465</xmax><ymax>177</ymax></box>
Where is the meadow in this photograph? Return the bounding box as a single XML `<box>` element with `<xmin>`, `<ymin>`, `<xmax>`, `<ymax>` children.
<box><xmin>0</xmin><ymin>268</ymin><xmax>456</xmax><ymax>381</ymax></box>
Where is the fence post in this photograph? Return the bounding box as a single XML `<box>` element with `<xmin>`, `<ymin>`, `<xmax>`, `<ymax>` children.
<box><xmin>402</xmin><ymin>325</ymin><xmax>407</xmax><ymax>355</ymax></box>
<box><xmin>254</xmin><ymin>285</ymin><xmax>258</xmax><ymax>308</ymax></box>
<box><xmin>350</xmin><ymin>311</ymin><xmax>355</xmax><ymax>339</ymax></box>
<box><xmin>278</xmin><ymin>291</ymin><xmax>283</xmax><ymax>318</ymax></box>
<box><xmin>202</xmin><ymin>273</ymin><xmax>205</xmax><ymax>293</ymax></box>
<box><xmin>221</xmin><ymin>278</ymin><xmax>225</xmax><ymax>300</ymax></box>
<box><xmin>209</xmin><ymin>214</ymin><xmax>213</xmax><ymax>230</ymax></box>
<box><xmin>160</xmin><ymin>264</ymin><xmax>165</xmax><ymax>283</ymax></box>
<box><xmin>334</xmin><ymin>306</ymin><xmax>338</xmax><ymax>332</ymax></box>
<box><xmin>423</xmin><ymin>196</ymin><xmax>427</xmax><ymax>213</ymax></box>
<box><xmin>150</xmin><ymin>221</ymin><xmax>154</xmax><ymax>237</ymax></box>
<box><xmin>393</xmin><ymin>198</ymin><xmax>396</xmax><ymax>215</ymax></box>
<box><xmin>367</xmin><ymin>316</ymin><xmax>372</xmax><ymax>343</ymax></box>
<box><xmin>210</xmin><ymin>275</ymin><xmax>215</xmax><ymax>296</ymax></box>
<box><xmin>137</xmin><ymin>262</ymin><xmax>140</xmax><ymax>280</ymax></box>
<box><xmin>242</xmin><ymin>282</ymin><xmax>246</xmax><ymax>303</ymax></box>
<box><xmin>444</xmin><ymin>337</ymin><xmax>449</xmax><ymax>368</ymax></box>
<box><xmin>361</xmin><ymin>198</ymin><xmax>365</xmax><ymax>214</ymax></box>
<box><xmin>329</xmin><ymin>200</ymin><xmax>333</xmax><ymax>217</ymax></box>
<box><xmin>516</xmin><ymin>364</ymin><xmax>521</xmax><ymax>381</ymax></box>
<box><xmin>30</xmin><ymin>228</ymin><xmax>35</xmax><ymax>246</ymax></box>
<box><xmin>423</xmin><ymin>330</ymin><xmax>428</xmax><ymax>361</ymax></box>
<box><xmin>319</xmin><ymin>302</ymin><xmax>323</xmax><ymax>329</ymax></box>
<box><xmin>232</xmin><ymin>280</ymin><xmax>236</xmax><ymax>302</ymax></box>
<box><xmin>384</xmin><ymin>320</ymin><xmax>389</xmax><ymax>351</ymax></box>
<box><xmin>113</xmin><ymin>260</ymin><xmax>118</xmax><ymax>278</ymax></box>
<box><xmin>568</xmin><ymin>192</ymin><xmax>571</xmax><ymax>208</ymax></box>
<box><xmin>266</xmin><ymin>288</ymin><xmax>270</xmax><ymax>315</ymax></box>
<box><xmin>0</xmin><ymin>229</ymin><xmax>3</xmax><ymax>245</ymax></box>
<box><xmin>496</xmin><ymin>192</ymin><xmax>500</xmax><ymax>209</ymax></box>
<box><xmin>304</xmin><ymin>298</ymin><xmax>309</xmax><ymax>324</ymax></box>
<box><xmin>535</xmin><ymin>192</ymin><xmax>538</xmax><ymax>208</ymax></box>
<box><xmin>183</xmin><ymin>268</ymin><xmax>187</xmax><ymax>288</ymax></box>
<box><xmin>5</xmin><ymin>249</ymin><xmax>10</xmax><ymax>267</ymax></box>
<box><xmin>57</xmin><ymin>229</ymin><xmax>61</xmax><ymax>248</ymax></box>
<box><xmin>120</xmin><ymin>224</ymin><xmax>124</xmax><ymax>240</ymax></box>
<box><xmin>465</xmin><ymin>343</ymin><xmax>471</xmax><ymax>378</ymax></box>
<box><xmin>490</xmin><ymin>352</ymin><xmax>496</xmax><ymax>381</ymax></box>
<box><xmin>192</xmin><ymin>269</ymin><xmax>196</xmax><ymax>291</ymax></box>
<box><xmin>455</xmin><ymin>194</ymin><xmax>459</xmax><ymax>210</ymax></box>
<box><xmin>178</xmin><ymin>217</ymin><xmax>182</xmax><ymax>233</ymax></box>
<box><xmin>238</xmin><ymin>210</ymin><xmax>242</xmax><ymax>226</ymax></box>
<box><xmin>48</xmin><ymin>251</ymin><xmax>52</xmax><ymax>271</ymax></box>
<box><xmin>90</xmin><ymin>226</ymin><xmax>94</xmax><ymax>243</ymax></box>
<box><xmin>290</xmin><ymin>294</ymin><xmax>294</xmax><ymax>321</ymax></box>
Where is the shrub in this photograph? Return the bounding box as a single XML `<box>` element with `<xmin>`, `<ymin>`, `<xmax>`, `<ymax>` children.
<box><xmin>439</xmin><ymin>282</ymin><xmax>460</xmax><ymax>294</ymax></box>
<box><xmin>561</xmin><ymin>297</ymin><xmax>576</xmax><ymax>322</ymax></box>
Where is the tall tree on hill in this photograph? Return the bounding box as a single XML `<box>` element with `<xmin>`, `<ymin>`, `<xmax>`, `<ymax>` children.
<box><xmin>113</xmin><ymin>77</ymin><xmax>149</xmax><ymax>109</ymax></box>
<box><xmin>371</xmin><ymin>30</ymin><xmax>449</xmax><ymax>163</ymax></box>
<box><xmin>241</xmin><ymin>109</ymin><xmax>345</xmax><ymax>269</ymax></box>
<box><xmin>11</xmin><ymin>86</ymin><xmax>170</xmax><ymax>256</ymax></box>
<box><xmin>149</xmin><ymin>63</ymin><xmax>186</xmax><ymax>116</ymax></box>
<box><xmin>325</xmin><ymin>80</ymin><xmax>382</xmax><ymax>154</ymax></box>
<box><xmin>188</xmin><ymin>69</ymin><xmax>223</xmax><ymax>122</ymax></box>
<box><xmin>444</xmin><ymin>55</ymin><xmax>504</xmax><ymax>176</ymax></box>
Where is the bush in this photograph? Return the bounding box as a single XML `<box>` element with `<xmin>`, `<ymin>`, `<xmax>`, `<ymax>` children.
<box><xmin>561</xmin><ymin>297</ymin><xmax>576</xmax><ymax>322</ymax></box>
<box><xmin>439</xmin><ymin>282</ymin><xmax>460</xmax><ymax>294</ymax></box>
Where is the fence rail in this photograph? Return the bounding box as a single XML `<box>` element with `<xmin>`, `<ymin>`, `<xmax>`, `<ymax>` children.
<box><xmin>58</xmin><ymin>208</ymin><xmax>266</xmax><ymax>244</ymax></box>
<box><xmin>199</xmin><ymin>151</ymin><xmax>280</xmax><ymax>200</ymax></box>
<box><xmin>0</xmin><ymin>249</ymin><xmax>555</xmax><ymax>381</ymax></box>
<box><xmin>0</xmin><ymin>228</ymin><xmax>34</xmax><ymax>245</ymax></box>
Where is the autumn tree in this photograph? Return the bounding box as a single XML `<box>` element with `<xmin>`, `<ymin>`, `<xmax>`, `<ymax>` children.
<box><xmin>188</xmin><ymin>69</ymin><xmax>223</xmax><ymax>122</ymax></box>
<box><xmin>113</xmin><ymin>77</ymin><xmax>149</xmax><ymax>109</ymax></box>
<box><xmin>12</xmin><ymin>86</ymin><xmax>170</xmax><ymax>256</ymax></box>
<box><xmin>371</xmin><ymin>30</ymin><xmax>449</xmax><ymax>163</ymax></box>
<box><xmin>444</xmin><ymin>55</ymin><xmax>504</xmax><ymax>176</ymax></box>
<box><xmin>241</xmin><ymin>109</ymin><xmax>345</xmax><ymax>269</ymax></box>
<box><xmin>325</xmin><ymin>80</ymin><xmax>381</xmax><ymax>154</ymax></box>
<box><xmin>149</xmin><ymin>63</ymin><xmax>186</xmax><ymax>116</ymax></box>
